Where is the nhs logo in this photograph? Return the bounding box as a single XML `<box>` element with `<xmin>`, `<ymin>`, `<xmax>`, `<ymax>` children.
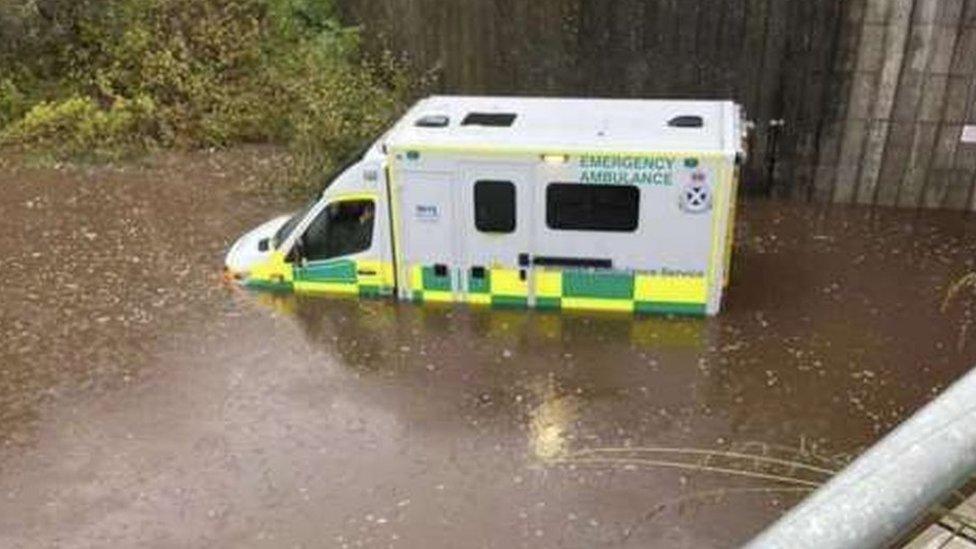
<box><xmin>415</xmin><ymin>204</ymin><xmax>439</xmax><ymax>222</ymax></box>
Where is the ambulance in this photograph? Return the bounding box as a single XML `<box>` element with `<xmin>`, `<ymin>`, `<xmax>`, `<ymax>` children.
<box><xmin>225</xmin><ymin>95</ymin><xmax>747</xmax><ymax>316</ymax></box>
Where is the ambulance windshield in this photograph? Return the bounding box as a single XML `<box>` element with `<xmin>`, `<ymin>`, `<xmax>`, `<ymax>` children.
<box><xmin>273</xmin><ymin>198</ymin><xmax>317</xmax><ymax>249</ymax></box>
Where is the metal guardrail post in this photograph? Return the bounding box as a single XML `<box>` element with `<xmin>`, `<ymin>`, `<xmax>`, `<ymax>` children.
<box><xmin>746</xmin><ymin>366</ymin><xmax>976</xmax><ymax>549</ymax></box>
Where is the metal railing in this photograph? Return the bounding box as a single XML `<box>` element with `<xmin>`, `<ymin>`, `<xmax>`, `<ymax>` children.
<box><xmin>746</xmin><ymin>366</ymin><xmax>976</xmax><ymax>549</ymax></box>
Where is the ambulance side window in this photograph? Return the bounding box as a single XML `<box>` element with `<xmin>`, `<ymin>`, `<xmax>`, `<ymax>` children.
<box><xmin>546</xmin><ymin>183</ymin><xmax>639</xmax><ymax>232</ymax></box>
<box><xmin>300</xmin><ymin>200</ymin><xmax>375</xmax><ymax>261</ymax></box>
<box><xmin>474</xmin><ymin>180</ymin><xmax>516</xmax><ymax>233</ymax></box>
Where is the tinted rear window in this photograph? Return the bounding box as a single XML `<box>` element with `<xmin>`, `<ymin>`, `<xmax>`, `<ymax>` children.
<box><xmin>474</xmin><ymin>180</ymin><xmax>516</xmax><ymax>233</ymax></box>
<box><xmin>546</xmin><ymin>183</ymin><xmax>639</xmax><ymax>232</ymax></box>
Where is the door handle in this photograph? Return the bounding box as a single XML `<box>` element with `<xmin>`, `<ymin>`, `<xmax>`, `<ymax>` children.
<box><xmin>531</xmin><ymin>256</ymin><xmax>612</xmax><ymax>269</ymax></box>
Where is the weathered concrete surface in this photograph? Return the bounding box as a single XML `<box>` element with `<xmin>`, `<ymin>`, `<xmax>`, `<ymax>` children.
<box><xmin>1</xmin><ymin>152</ymin><xmax>976</xmax><ymax>547</ymax></box>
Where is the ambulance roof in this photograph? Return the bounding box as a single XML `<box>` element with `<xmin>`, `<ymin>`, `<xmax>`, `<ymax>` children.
<box><xmin>385</xmin><ymin>95</ymin><xmax>744</xmax><ymax>156</ymax></box>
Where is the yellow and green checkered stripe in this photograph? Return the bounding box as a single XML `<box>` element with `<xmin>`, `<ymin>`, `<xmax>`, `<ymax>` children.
<box><xmin>409</xmin><ymin>264</ymin><xmax>454</xmax><ymax>303</ymax></box>
<box><xmin>288</xmin><ymin>259</ymin><xmax>395</xmax><ymax>298</ymax></box>
<box><xmin>467</xmin><ymin>267</ymin><xmax>529</xmax><ymax>308</ymax></box>
<box><xmin>407</xmin><ymin>263</ymin><xmax>706</xmax><ymax>315</ymax></box>
<box><xmin>537</xmin><ymin>269</ymin><xmax>707</xmax><ymax>315</ymax></box>
<box><xmin>409</xmin><ymin>265</ymin><xmax>531</xmax><ymax>307</ymax></box>
<box><xmin>294</xmin><ymin>260</ymin><xmax>355</xmax><ymax>294</ymax></box>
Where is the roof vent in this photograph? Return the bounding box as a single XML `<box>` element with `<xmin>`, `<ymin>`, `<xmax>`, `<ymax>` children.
<box><xmin>415</xmin><ymin>114</ymin><xmax>450</xmax><ymax>128</ymax></box>
<box><xmin>668</xmin><ymin>115</ymin><xmax>704</xmax><ymax>128</ymax></box>
<box><xmin>462</xmin><ymin>112</ymin><xmax>517</xmax><ymax>127</ymax></box>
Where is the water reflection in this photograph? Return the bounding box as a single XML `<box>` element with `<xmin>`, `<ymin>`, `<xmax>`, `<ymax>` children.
<box><xmin>252</xmin><ymin>292</ymin><xmax>717</xmax><ymax>453</ymax></box>
<box><xmin>528</xmin><ymin>378</ymin><xmax>581</xmax><ymax>461</ymax></box>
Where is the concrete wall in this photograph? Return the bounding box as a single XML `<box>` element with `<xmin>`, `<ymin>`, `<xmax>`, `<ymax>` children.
<box><xmin>813</xmin><ymin>0</ymin><xmax>976</xmax><ymax>210</ymax></box>
<box><xmin>339</xmin><ymin>0</ymin><xmax>976</xmax><ymax>211</ymax></box>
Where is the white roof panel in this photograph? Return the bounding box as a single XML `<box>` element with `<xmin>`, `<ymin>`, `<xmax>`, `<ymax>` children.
<box><xmin>385</xmin><ymin>95</ymin><xmax>743</xmax><ymax>155</ymax></box>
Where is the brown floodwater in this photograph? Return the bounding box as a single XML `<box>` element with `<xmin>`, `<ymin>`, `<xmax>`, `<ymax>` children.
<box><xmin>1</xmin><ymin>150</ymin><xmax>975</xmax><ymax>548</ymax></box>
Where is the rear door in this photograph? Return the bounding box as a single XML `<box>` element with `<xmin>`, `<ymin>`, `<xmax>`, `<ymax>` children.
<box><xmin>397</xmin><ymin>171</ymin><xmax>459</xmax><ymax>302</ymax></box>
<box><xmin>459</xmin><ymin>163</ymin><xmax>534</xmax><ymax>308</ymax></box>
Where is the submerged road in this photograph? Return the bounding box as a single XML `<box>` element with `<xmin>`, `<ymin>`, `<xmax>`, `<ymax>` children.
<box><xmin>1</xmin><ymin>151</ymin><xmax>975</xmax><ymax>548</ymax></box>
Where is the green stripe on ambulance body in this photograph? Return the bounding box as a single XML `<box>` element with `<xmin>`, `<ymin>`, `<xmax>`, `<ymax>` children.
<box><xmin>421</xmin><ymin>266</ymin><xmax>452</xmax><ymax>292</ymax></box>
<box><xmin>468</xmin><ymin>270</ymin><xmax>491</xmax><ymax>294</ymax></box>
<box><xmin>535</xmin><ymin>297</ymin><xmax>562</xmax><ymax>310</ymax></box>
<box><xmin>634</xmin><ymin>301</ymin><xmax>707</xmax><ymax>316</ymax></box>
<box><xmin>358</xmin><ymin>285</ymin><xmax>390</xmax><ymax>298</ymax></box>
<box><xmin>491</xmin><ymin>295</ymin><xmax>528</xmax><ymax>309</ymax></box>
<box><xmin>245</xmin><ymin>278</ymin><xmax>293</xmax><ymax>293</ymax></box>
<box><xmin>295</xmin><ymin>259</ymin><xmax>357</xmax><ymax>283</ymax></box>
<box><xmin>562</xmin><ymin>271</ymin><xmax>635</xmax><ymax>300</ymax></box>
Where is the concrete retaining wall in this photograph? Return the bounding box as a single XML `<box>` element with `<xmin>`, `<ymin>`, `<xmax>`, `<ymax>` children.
<box><xmin>339</xmin><ymin>0</ymin><xmax>976</xmax><ymax>211</ymax></box>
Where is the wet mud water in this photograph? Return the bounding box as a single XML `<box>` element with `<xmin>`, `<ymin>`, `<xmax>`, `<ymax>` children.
<box><xmin>1</xmin><ymin>151</ymin><xmax>975</xmax><ymax>548</ymax></box>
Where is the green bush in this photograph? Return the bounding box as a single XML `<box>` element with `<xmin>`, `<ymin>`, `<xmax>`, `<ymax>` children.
<box><xmin>0</xmin><ymin>0</ymin><xmax>427</xmax><ymax>183</ymax></box>
<box><xmin>0</xmin><ymin>79</ymin><xmax>29</xmax><ymax>128</ymax></box>
<box><xmin>1</xmin><ymin>94</ymin><xmax>159</xmax><ymax>159</ymax></box>
<box><xmin>275</xmin><ymin>47</ymin><xmax>419</xmax><ymax>189</ymax></box>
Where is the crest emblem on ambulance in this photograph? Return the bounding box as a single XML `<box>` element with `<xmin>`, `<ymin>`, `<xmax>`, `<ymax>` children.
<box><xmin>679</xmin><ymin>171</ymin><xmax>712</xmax><ymax>214</ymax></box>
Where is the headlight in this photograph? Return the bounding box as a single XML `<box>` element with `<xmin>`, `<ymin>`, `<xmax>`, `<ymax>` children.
<box><xmin>222</xmin><ymin>267</ymin><xmax>248</xmax><ymax>282</ymax></box>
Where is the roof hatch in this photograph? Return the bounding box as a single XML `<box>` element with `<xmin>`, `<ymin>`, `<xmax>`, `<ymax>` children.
<box><xmin>461</xmin><ymin>112</ymin><xmax>517</xmax><ymax>127</ymax></box>
<box><xmin>668</xmin><ymin>115</ymin><xmax>704</xmax><ymax>128</ymax></box>
<box><xmin>415</xmin><ymin>114</ymin><xmax>450</xmax><ymax>128</ymax></box>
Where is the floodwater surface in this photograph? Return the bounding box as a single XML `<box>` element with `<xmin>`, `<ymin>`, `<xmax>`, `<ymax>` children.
<box><xmin>1</xmin><ymin>152</ymin><xmax>975</xmax><ymax>548</ymax></box>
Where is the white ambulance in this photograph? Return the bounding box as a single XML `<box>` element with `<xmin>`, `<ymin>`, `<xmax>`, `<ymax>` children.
<box><xmin>225</xmin><ymin>95</ymin><xmax>747</xmax><ymax>316</ymax></box>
